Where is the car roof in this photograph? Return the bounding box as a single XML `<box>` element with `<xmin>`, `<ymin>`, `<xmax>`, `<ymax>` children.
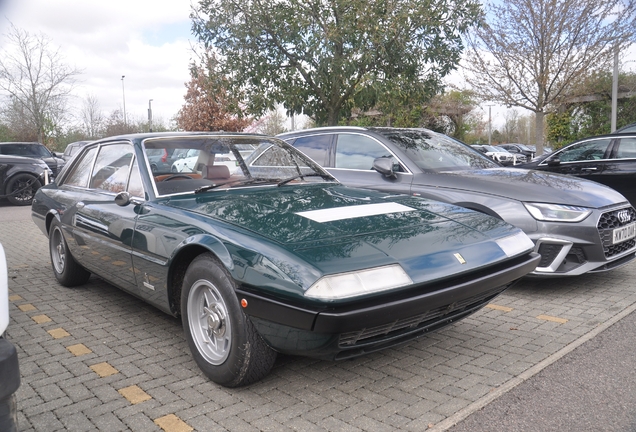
<box><xmin>0</xmin><ymin>141</ymin><xmax>43</xmax><ymax>145</ymax></box>
<box><xmin>614</xmin><ymin>122</ymin><xmax>636</xmax><ymax>133</ymax></box>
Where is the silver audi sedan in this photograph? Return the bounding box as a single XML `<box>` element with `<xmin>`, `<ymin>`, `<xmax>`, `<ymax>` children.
<box><xmin>278</xmin><ymin>127</ymin><xmax>636</xmax><ymax>277</ymax></box>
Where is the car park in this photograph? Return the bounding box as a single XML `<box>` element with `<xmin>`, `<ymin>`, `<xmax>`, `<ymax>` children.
<box><xmin>278</xmin><ymin>126</ymin><xmax>636</xmax><ymax>277</ymax></box>
<box><xmin>497</xmin><ymin>143</ymin><xmax>536</xmax><ymax>161</ymax></box>
<box><xmin>471</xmin><ymin>145</ymin><xmax>522</xmax><ymax>166</ymax></box>
<box><xmin>517</xmin><ymin>132</ymin><xmax>636</xmax><ymax>206</ymax></box>
<box><xmin>31</xmin><ymin>132</ymin><xmax>539</xmax><ymax>387</ymax></box>
<box><xmin>0</xmin><ymin>154</ymin><xmax>52</xmax><ymax>206</ymax></box>
<box><xmin>0</xmin><ymin>243</ymin><xmax>20</xmax><ymax>432</ymax></box>
<box><xmin>0</xmin><ymin>142</ymin><xmax>65</xmax><ymax>177</ymax></box>
<box><xmin>147</xmin><ymin>148</ymin><xmax>179</xmax><ymax>173</ymax></box>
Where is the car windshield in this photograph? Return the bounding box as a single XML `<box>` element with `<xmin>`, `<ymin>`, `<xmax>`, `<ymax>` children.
<box><xmin>483</xmin><ymin>145</ymin><xmax>503</xmax><ymax>152</ymax></box>
<box><xmin>144</xmin><ymin>135</ymin><xmax>335</xmax><ymax>196</ymax></box>
<box><xmin>373</xmin><ymin>129</ymin><xmax>499</xmax><ymax>171</ymax></box>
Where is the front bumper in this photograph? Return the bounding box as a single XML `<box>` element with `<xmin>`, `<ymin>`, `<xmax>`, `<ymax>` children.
<box><xmin>237</xmin><ymin>252</ymin><xmax>540</xmax><ymax>360</ymax></box>
<box><xmin>529</xmin><ymin>204</ymin><xmax>636</xmax><ymax>276</ymax></box>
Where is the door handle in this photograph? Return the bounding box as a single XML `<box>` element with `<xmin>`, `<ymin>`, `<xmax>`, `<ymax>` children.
<box><xmin>581</xmin><ymin>167</ymin><xmax>597</xmax><ymax>171</ymax></box>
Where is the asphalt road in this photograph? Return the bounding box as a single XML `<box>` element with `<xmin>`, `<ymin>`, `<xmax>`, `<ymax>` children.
<box><xmin>447</xmin><ymin>308</ymin><xmax>636</xmax><ymax>431</ymax></box>
<box><xmin>3</xmin><ymin>198</ymin><xmax>636</xmax><ymax>431</ymax></box>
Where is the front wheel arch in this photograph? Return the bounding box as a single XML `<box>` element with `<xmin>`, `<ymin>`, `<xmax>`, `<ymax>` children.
<box><xmin>167</xmin><ymin>239</ymin><xmax>233</xmax><ymax>317</ymax></box>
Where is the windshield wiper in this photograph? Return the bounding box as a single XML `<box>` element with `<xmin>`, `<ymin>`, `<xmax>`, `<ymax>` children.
<box><xmin>277</xmin><ymin>173</ymin><xmax>334</xmax><ymax>187</ymax></box>
<box><xmin>194</xmin><ymin>178</ymin><xmax>273</xmax><ymax>194</ymax></box>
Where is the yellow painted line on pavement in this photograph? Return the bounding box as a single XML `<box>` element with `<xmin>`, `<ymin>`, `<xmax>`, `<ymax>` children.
<box><xmin>91</xmin><ymin>362</ymin><xmax>119</xmax><ymax>377</ymax></box>
<box><xmin>66</xmin><ymin>343</ymin><xmax>92</xmax><ymax>356</ymax></box>
<box><xmin>485</xmin><ymin>303</ymin><xmax>513</xmax><ymax>312</ymax></box>
<box><xmin>537</xmin><ymin>314</ymin><xmax>568</xmax><ymax>324</ymax></box>
<box><xmin>32</xmin><ymin>314</ymin><xmax>52</xmax><ymax>324</ymax></box>
<box><xmin>48</xmin><ymin>328</ymin><xmax>70</xmax><ymax>339</ymax></box>
<box><xmin>119</xmin><ymin>385</ymin><xmax>152</xmax><ymax>404</ymax></box>
<box><xmin>154</xmin><ymin>414</ymin><xmax>193</xmax><ymax>432</ymax></box>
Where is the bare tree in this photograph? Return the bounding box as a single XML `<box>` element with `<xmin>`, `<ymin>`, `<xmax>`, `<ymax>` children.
<box><xmin>464</xmin><ymin>0</ymin><xmax>636</xmax><ymax>154</ymax></box>
<box><xmin>0</xmin><ymin>24</ymin><xmax>81</xmax><ymax>144</ymax></box>
<box><xmin>502</xmin><ymin>109</ymin><xmax>520</xmax><ymax>143</ymax></box>
<box><xmin>80</xmin><ymin>94</ymin><xmax>103</xmax><ymax>138</ymax></box>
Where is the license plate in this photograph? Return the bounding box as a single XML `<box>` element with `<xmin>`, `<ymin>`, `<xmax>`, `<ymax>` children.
<box><xmin>613</xmin><ymin>222</ymin><xmax>636</xmax><ymax>244</ymax></box>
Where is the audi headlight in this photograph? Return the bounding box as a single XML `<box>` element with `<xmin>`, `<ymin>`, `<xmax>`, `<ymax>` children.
<box><xmin>523</xmin><ymin>203</ymin><xmax>591</xmax><ymax>222</ymax></box>
<box><xmin>304</xmin><ymin>264</ymin><xmax>413</xmax><ymax>300</ymax></box>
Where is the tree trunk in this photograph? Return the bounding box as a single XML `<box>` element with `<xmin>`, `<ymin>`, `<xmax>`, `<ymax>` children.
<box><xmin>534</xmin><ymin>111</ymin><xmax>544</xmax><ymax>156</ymax></box>
<box><xmin>326</xmin><ymin>106</ymin><xmax>340</xmax><ymax>126</ymax></box>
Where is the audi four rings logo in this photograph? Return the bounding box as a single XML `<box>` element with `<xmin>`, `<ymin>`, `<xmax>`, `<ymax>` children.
<box><xmin>617</xmin><ymin>210</ymin><xmax>632</xmax><ymax>224</ymax></box>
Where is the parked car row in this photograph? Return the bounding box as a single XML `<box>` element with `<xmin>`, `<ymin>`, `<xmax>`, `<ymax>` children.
<box><xmin>25</xmin><ymin>126</ymin><xmax>636</xmax><ymax>387</ymax></box>
<box><xmin>471</xmin><ymin>145</ymin><xmax>527</xmax><ymax>165</ymax></box>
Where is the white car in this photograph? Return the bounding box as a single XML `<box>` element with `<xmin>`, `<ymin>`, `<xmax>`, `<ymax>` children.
<box><xmin>0</xmin><ymin>243</ymin><xmax>20</xmax><ymax>431</ymax></box>
<box><xmin>473</xmin><ymin>145</ymin><xmax>523</xmax><ymax>166</ymax></box>
<box><xmin>171</xmin><ymin>149</ymin><xmax>201</xmax><ymax>172</ymax></box>
<box><xmin>171</xmin><ymin>150</ymin><xmax>240</xmax><ymax>173</ymax></box>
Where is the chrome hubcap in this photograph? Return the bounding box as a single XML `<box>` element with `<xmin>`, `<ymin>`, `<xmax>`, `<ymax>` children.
<box><xmin>187</xmin><ymin>280</ymin><xmax>231</xmax><ymax>365</ymax></box>
<box><xmin>51</xmin><ymin>228</ymin><xmax>66</xmax><ymax>274</ymax></box>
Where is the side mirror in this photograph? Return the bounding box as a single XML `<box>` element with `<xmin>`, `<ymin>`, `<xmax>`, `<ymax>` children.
<box><xmin>373</xmin><ymin>157</ymin><xmax>397</xmax><ymax>178</ymax></box>
<box><xmin>115</xmin><ymin>191</ymin><xmax>143</xmax><ymax>207</ymax></box>
<box><xmin>546</xmin><ymin>156</ymin><xmax>561</xmax><ymax>167</ymax></box>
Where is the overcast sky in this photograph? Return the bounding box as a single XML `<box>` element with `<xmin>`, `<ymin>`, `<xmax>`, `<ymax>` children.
<box><xmin>0</xmin><ymin>0</ymin><xmax>195</xmax><ymax>127</ymax></box>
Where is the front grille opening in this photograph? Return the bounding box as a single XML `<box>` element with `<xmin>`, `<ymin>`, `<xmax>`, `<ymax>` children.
<box><xmin>597</xmin><ymin>207</ymin><xmax>636</xmax><ymax>258</ymax></box>
<box><xmin>338</xmin><ymin>284</ymin><xmax>508</xmax><ymax>348</ymax></box>
<box><xmin>537</xmin><ymin>243</ymin><xmax>563</xmax><ymax>267</ymax></box>
<box><xmin>554</xmin><ymin>247</ymin><xmax>587</xmax><ymax>273</ymax></box>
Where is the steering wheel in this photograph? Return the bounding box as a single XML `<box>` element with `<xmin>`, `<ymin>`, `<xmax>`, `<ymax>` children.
<box><xmin>161</xmin><ymin>174</ymin><xmax>192</xmax><ymax>182</ymax></box>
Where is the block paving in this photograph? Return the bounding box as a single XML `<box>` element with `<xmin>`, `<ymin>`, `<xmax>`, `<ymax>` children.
<box><xmin>2</xmin><ymin>216</ymin><xmax>636</xmax><ymax>431</ymax></box>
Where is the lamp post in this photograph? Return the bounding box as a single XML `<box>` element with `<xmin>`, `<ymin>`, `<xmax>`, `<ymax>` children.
<box><xmin>121</xmin><ymin>75</ymin><xmax>127</xmax><ymax>126</ymax></box>
<box><xmin>487</xmin><ymin>105</ymin><xmax>493</xmax><ymax>145</ymax></box>
<box><xmin>148</xmin><ymin>99</ymin><xmax>153</xmax><ymax>132</ymax></box>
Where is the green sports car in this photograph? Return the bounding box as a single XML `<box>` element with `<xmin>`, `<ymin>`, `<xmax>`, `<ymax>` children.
<box><xmin>31</xmin><ymin>132</ymin><xmax>539</xmax><ymax>387</ymax></box>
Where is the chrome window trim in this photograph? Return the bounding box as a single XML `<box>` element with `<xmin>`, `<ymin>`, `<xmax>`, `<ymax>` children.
<box><xmin>538</xmin><ymin>138</ymin><xmax>614</xmax><ymax>167</ymax></box>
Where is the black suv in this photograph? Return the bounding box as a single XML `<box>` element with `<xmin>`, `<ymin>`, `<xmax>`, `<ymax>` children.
<box><xmin>0</xmin><ymin>142</ymin><xmax>65</xmax><ymax>177</ymax></box>
<box><xmin>0</xmin><ymin>155</ymin><xmax>51</xmax><ymax>205</ymax></box>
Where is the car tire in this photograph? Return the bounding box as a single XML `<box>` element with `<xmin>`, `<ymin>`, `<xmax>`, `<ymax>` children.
<box><xmin>181</xmin><ymin>253</ymin><xmax>277</xmax><ymax>387</ymax></box>
<box><xmin>6</xmin><ymin>174</ymin><xmax>41</xmax><ymax>206</ymax></box>
<box><xmin>49</xmin><ymin>221</ymin><xmax>91</xmax><ymax>287</ymax></box>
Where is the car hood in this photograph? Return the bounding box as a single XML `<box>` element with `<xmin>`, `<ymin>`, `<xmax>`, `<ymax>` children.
<box><xmin>167</xmin><ymin>185</ymin><xmax>531</xmax><ymax>283</ymax></box>
<box><xmin>420</xmin><ymin>168</ymin><xmax>627</xmax><ymax>207</ymax></box>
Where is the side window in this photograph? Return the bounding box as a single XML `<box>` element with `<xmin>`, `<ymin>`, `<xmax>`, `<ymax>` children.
<box><xmin>251</xmin><ymin>145</ymin><xmax>307</xmax><ymax>167</ymax></box>
<box><xmin>615</xmin><ymin>138</ymin><xmax>636</xmax><ymax>159</ymax></box>
<box><xmin>558</xmin><ymin>139</ymin><xmax>612</xmax><ymax>162</ymax></box>
<box><xmin>35</xmin><ymin>145</ymin><xmax>52</xmax><ymax>157</ymax></box>
<box><xmin>64</xmin><ymin>147</ymin><xmax>98</xmax><ymax>187</ymax></box>
<box><xmin>291</xmin><ymin>135</ymin><xmax>331</xmax><ymax>166</ymax></box>
<box><xmin>335</xmin><ymin>134</ymin><xmax>401</xmax><ymax>171</ymax></box>
<box><xmin>90</xmin><ymin>144</ymin><xmax>135</xmax><ymax>193</ymax></box>
<box><xmin>127</xmin><ymin>158</ymin><xmax>144</xmax><ymax>198</ymax></box>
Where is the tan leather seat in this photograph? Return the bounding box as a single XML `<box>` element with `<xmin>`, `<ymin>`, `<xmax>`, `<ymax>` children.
<box><xmin>202</xmin><ymin>165</ymin><xmax>230</xmax><ymax>180</ymax></box>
